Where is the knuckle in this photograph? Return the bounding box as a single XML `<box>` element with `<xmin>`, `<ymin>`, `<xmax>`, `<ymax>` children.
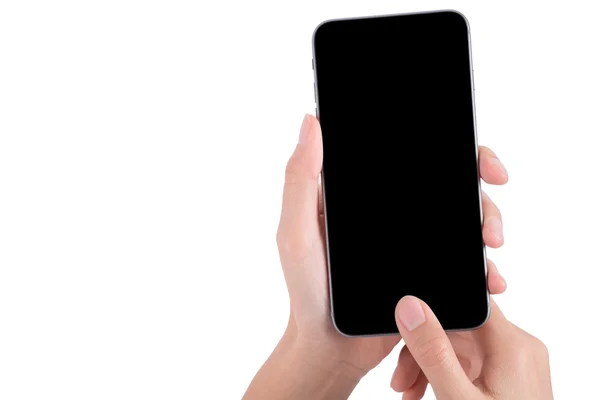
<box><xmin>506</xmin><ymin>335</ymin><xmax>548</xmax><ymax>366</ymax></box>
<box><xmin>284</xmin><ymin>153</ymin><xmax>319</xmax><ymax>185</ymax></box>
<box><xmin>284</xmin><ymin>151</ymin><xmax>302</xmax><ymax>183</ymax></box>
<box><xmin>284</xmin><ymin>164</ymin><xmax>302</xmax><ymax>185</ymax></box>
<box><xmin>276</xmin><ymin>224</ymin><xmax>312</xmax><ymax>261</ymax></box>
<box><xmin>516</xmin><ymin>327</ymin><xmax>547</xmax><ymax>353</ymax></box>
<box><xmin>414</xmin><ymin>335</ymin><xmax>453</xmax><ymax>370</ymax></box>
<box><xmin>531</xmin><ymin>337</ymin><xmax>549</xmax><ymax>358</ymax></box>
<box><xmin>276</xmin><ymin>225</ymin><xmax>295</xmax><ymax>254</ymax></box>
<box><xmin>275</xmin><ymin>225</ymin><xmax>285</xmax><ymax>249</ymax></box>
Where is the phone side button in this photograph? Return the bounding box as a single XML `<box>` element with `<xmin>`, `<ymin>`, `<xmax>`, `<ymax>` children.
<box><xmin>314</xmin><ymin>83</ymin><xmax>316</xmax><ymax>103</ymax></box>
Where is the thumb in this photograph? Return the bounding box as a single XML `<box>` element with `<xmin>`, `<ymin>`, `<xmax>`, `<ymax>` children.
<box><xmin>395</xmin><ymin>296</ymin><xmax>475</xmax><ymax>399</ymax></box>
<box><xmin>276</xmin><ymin>114</ymin><xmax>323</xmax><ymax>260</ymax></box>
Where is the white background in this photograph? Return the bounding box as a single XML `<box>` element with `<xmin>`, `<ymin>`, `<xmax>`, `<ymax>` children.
<box><xmin>0</xmin><ymin>1</ymin><xmax>598</xmax><ymax>399</ymax></box>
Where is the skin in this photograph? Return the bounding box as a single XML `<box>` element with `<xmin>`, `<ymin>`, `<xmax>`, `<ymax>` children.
<box><xmin>394</xmin><ymin>296</ymin><xmax>553</xmax><ymax>399</ymax></box>
<box><xmin>242</xmin><ymin>114</ymin><xmax>515</xmax><ymax>400</ymax></box>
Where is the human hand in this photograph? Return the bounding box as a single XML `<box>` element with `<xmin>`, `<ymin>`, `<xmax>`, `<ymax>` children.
<box><xmin>276</xmin><ymin>114</ymin><xmax>509</xmax><ymax>376</ymax></box>
<box><xmin>392</xmin><ymin>296</ymin><xmax>553</xmax><ymax>399</ymax></box>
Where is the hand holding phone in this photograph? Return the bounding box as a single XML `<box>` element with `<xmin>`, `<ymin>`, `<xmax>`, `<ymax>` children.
<box><xmin>274</xmin><ymin>113</ymin><xmax>507</xmax><ymax>373</ymax></box>
<box><xmin>244</xmin><ymin>12</ymin><xmax>511</xmax><ymax>398</ymax></box>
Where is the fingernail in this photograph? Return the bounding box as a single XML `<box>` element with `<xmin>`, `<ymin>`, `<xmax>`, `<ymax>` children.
<box><xmin>491</xmin><ymin>157</ymin><xmax>508</xmax><ymax>177</ymax></box>
<box><xmin>299</xmin><ymin>114</ymin><xmax>311</xmax><ymax>144</ymax></box>
<box><xmin>396</xmin><ymin>296</ymin><xmax>426</xmax><ymax>331</ymax></box>
<box><xmin>487</xmin><ymin>216</ymin><xmax>504</xmax><ymax>243</ymax></box>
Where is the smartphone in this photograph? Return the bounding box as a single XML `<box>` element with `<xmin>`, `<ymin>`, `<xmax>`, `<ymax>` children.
<box><xmin>312</xmin><ymin>10</ymin><xmax>488</xmax><ymax>336</ymax></box>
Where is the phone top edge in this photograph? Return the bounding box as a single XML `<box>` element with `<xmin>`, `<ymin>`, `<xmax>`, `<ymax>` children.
<box><xmin>313</xmin><ymin>9</ymin><xmax>470</xmax><ymax>47</ymax></box>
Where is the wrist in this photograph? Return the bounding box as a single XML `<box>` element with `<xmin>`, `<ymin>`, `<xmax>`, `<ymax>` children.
<box><xmin>281</xmin><ymin>331</ymin><xmax>364</xmax><ymax>399</ymax></box>
<box><xmin>243</xmin><ymin>313</ymin><xmax>376</xmax><ymax>400</ymax></box>
<box><xmin>286</xmin><ymin>314</ymin><xmax>377</xmax><ymax>378</ymax></box>
<box><xmin>243</xmin><ymin>324</ymin><xmax>363</xmax><ymax>400</ymax></box>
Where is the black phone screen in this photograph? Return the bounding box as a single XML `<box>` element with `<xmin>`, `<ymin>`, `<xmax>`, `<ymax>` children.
<box><xmin>313</xmin><ymin>11</ymin><xmax>488</xmax><ymax>335</ymax></box>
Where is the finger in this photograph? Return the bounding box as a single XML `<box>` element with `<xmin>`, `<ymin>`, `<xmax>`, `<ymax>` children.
<box><xmin>391</xmin><ymin>345</ymin><xmax>420</xmax><ymax>392</ymax></box>
<box><xmin>479</xmin><ymin>146</ymin><xmax>508</xmax><ymax>185</ymax></box>
<box><xmin>276</xmin><ymin>114</ymin><xmax>323</xmax><ymax>260</ymax></box>
<box><xmin>487</xmin><ymin>259</ymin><xmax>507</xmax><ymax>295</ymax></box>
<box><xmin>395</xmin><ymin>296</ymin><xmax>475</xmax><ymax>398</ymax></box>
<box><xmin>402</xmin><ymin>371</ymin><xmax>428</xmax><ymax>400</ymax></box>
<box><xmin>482</xmin><ymin>191</ymin><xmax>504</xmax><ymax>248</ymax></box>
<box><xmin>395</xmin><ymin>330</ymin><xmax>487</xmax><ymax>391</ymax></box>
<box><xmin>471</xmin><ymin>298</ymin><xmax>514</xmax><ymax>353</ymax></box>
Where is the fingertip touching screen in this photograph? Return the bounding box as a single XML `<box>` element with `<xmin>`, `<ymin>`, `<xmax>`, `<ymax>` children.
<box><xmin>313</xmin><ymin>11</ymin><xmax>488</xmax><ymax>336</ymax></box>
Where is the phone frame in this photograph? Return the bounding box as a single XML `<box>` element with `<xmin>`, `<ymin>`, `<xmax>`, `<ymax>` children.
<box><xmin>311</xmin><ymin>9</ymin><xmax>490</xmax><ymax>337</ymax></box>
